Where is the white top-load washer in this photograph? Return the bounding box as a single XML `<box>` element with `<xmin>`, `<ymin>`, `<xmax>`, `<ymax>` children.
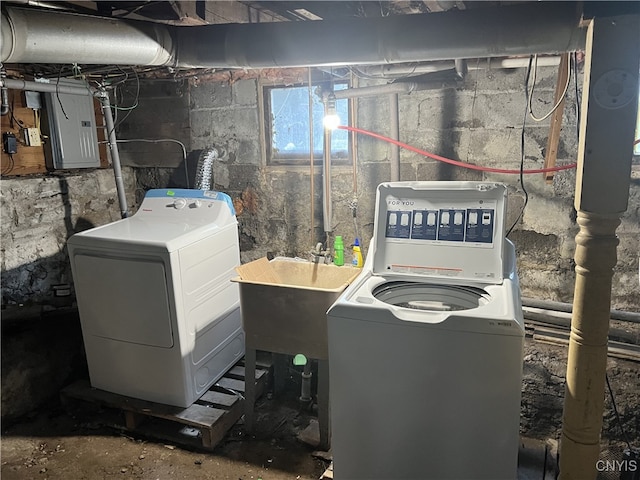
<box><xmin>68</xmin><ymin>189</ymin><xmax>244</xmax><ymax>407</ymax></box>
<box><xmin>327</xmin><ymin>181</ymin><xmax>525</xmax><ymax>480</ymax></box>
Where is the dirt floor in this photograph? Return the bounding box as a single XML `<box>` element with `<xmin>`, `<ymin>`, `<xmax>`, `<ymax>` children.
<box><xmin>2</xmin><ymin>338</ymin><xmax>638</xmax><ymax>480</ymax></box>
<box><xmin>1</xmin><ymin>387</ymin><xmax>329</xmax><ymax>480</ymax></box>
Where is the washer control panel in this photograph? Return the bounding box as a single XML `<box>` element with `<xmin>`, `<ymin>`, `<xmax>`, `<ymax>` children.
<box><xmin>385</xmin><ymin>204</ymin><xmax>496</xmax><ymax>246</ymax></box>
<box><xmin>373</xmin><ymin>182</ymin><xmax>507</xmax><ymax>284</ymax></box>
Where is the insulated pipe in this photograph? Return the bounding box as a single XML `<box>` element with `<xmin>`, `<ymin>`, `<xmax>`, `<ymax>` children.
<box><xmin>2</xmin><ymin>3</ymin><xmax>584</xmax><ymax>68</ymax></box>
<box><xmin>389</xmin><ymin>93</ymin><xmax>400</xmax><ymax>181</ymax></box>
<box><xmin>100</xmin><ymin>93</ymin><xmax>129</xmax><ymax>219</ymax></box>
<box><xmin>176</xmin><ymin>2</ymin><xmax>584</xmax><ymax>68</ymax></box>
<box><xmin>1</xmin><ymin>6</ymin><xmax>173</xmax><ymax>65</ymax></box>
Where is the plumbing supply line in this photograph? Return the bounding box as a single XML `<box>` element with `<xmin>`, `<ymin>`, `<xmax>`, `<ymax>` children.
<box><xmin>322</xmin><ymin>104</ymin><xmax>333</xmax><ymax>234</ymax></box>
<box><xmin>308</xmin><ymin>68</ymin><xmax>316</xmax><ymax>247</ymax></box>
<box><xmin>389</xmin><ymin>93</ymin><xmax>400</xmax><ymax>181</ymax></box>
<box><xmin>331</xmin><ymin>81</ymin><xmax>423</xmax><ymax>100</ymax></box>
<box><xmin>100</xmin><ymin>93</ymin><xmax>129</xmax><ymax>218</ymax></box>
<box><xmin>522</xmin><ymin>297</ymin><xmax>640</xmax><ymax>324</ymax></box>
<box><xmin>360</xmin><ymin>56</ymin><xmax>563</xmax><ymax>78</ymax></box>
<box><xmin>338</xmin><ymin>125</ymin><xmax>578</xmax><ymax>175</ymax></box>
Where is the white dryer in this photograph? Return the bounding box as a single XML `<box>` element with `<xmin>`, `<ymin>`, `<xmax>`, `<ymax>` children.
<box><xmin>327</xmin><ymin>181</ymin><xmax>524</xmax><ymax>480</ymax></box>
<box><xmin>68</xmin><ymin>189</ymin><xmax>244</xmax><ymax>407</ymax></box>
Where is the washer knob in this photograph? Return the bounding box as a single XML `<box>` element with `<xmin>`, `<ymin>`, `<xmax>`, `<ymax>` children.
<box><xmin>173</xmin><ymin>198</ymin><xmax>187</xmax><ymax>209</ymax></box>
<box><xmin>192</xmin><ymin>200</ymin><xmax>202</xmax><ymax>208</ymax></box>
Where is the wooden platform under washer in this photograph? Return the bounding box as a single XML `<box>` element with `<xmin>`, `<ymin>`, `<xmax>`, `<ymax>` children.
<box><xmin>61</xmin><ymin>359</ymin><xmax>270</xmax><ymax>451</ymax></box>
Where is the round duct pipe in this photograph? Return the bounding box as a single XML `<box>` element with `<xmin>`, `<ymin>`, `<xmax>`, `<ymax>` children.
<box><xmin>1</xmin><ymin>6</ymin><xmax>175</xmax><ymax>66</ymax></box>
<box><xmin>176</xmin><ymin>2</ymin><xmax>585</xmax><ymax>69</ymax></box>
<box><xmin>3</xmin><ymin>3</ymin><xmax>584</xmax><ymax>69</ymax></box>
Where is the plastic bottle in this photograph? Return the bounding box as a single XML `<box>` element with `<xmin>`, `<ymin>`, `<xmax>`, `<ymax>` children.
<box><xmin>333</xmin><ymin>236</ymin><xmax>344</xmax><ymax>266</ymax></box>
<box><xmin>352</xmin><ymin>238</ymin><xmax>364</xmax><ymax>268</ymax></box>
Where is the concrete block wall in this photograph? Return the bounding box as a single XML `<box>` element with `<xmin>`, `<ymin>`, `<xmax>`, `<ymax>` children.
<box><xmin>1</xmin><ymin>168</ymin><xmax>136</xmax><ymax>420</ymax></box>
<box><xmin>1</xmin><ymin>168</ymin><xmax>137</xmax><ymax>306</ymax></box>
<box><xmin>130</xmin><ymin>67</ymin><xmax>639</xmax><ymax>311</ymax></box>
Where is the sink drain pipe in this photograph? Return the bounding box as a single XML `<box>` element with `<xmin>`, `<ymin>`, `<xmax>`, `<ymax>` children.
<box><xmin>300</xmin><ymin>362</ymin><xmax>313</xmax><ymax>402</ymax></box>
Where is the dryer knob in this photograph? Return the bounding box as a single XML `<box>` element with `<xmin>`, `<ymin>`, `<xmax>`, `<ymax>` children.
<box><xmin>173</xmin><ymin>198</ymin><xmax>187</xmax><ymax>209</ymax></box>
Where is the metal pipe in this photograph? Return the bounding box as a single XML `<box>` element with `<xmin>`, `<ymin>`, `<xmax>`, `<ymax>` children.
<box><xmin>300</xmin><ymin>362</ymin><xmax>312</xmax><ymax>402</ymax></box>
<box><xmin>322</xmin><ymin>104</ymin><xmax>332</xmax><ymax>234</ymax></box>
<box><xmin>1</xmin><ymin>6</ymin><xmax>173</xmax><ymax>65</ymax></box>
<box><xmin>100</xmin><ymin>93</ymin><xmax>129</xmax><ymax>219</ymax></box>
<box><xmin>1</xmin><ymin>87</ymin><xmax>8</xmax><ymax>116</ymax></box>
<box><xmin>522</xmin><ymin>297</ymin><xmax>640</xmax><ymax>324</ymax></box>
<box><xmin>308</xmin><ymin>68</ymin><xmax>316</xmax><ymax>247</ymax></box>
<box><xmin>1</xmin><ymin>77</ymin><xmax>96</xmax><ymax>96</ymax></box>
<box><xmin>2</xmin><ymin>3</ymin><xmax>584</xmax><ymax>68</ymax></box>
<box><xmin>176</xmin><ymin>2</ymin><xmax>584</xmax><ymax>68</ymax></box>
<box><xmin>332</xmin><ymin>82</ymin><xmax>422</xmax><ymax>100</ymax></box>
<box><xmin>389</xmin><ymin>93</ymin><xmax>400</xmax><ymax>181</ymax></box>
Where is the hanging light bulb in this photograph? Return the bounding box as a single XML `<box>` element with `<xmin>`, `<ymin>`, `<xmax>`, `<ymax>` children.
<box><xmin>323</xmin><ymin>92</ymin><xmax>340</xmax><ymax>130</ymax></box>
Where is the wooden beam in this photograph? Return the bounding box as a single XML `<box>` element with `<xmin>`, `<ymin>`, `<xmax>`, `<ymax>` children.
<box><xmin>543</xmin><ymin>52</ymin><xmax>570</xmax><ymax>183</ymax></box>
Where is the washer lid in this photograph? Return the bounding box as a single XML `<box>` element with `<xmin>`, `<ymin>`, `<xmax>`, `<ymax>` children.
<box><xmin>371</xmin><ymin>181</ymin><xmax>507</xmax><ymax>284</ymax></box>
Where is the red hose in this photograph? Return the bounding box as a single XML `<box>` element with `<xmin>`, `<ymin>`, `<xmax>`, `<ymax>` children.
<box><xmin>338</xmin><ymin>125</ymin><xmax>577</xmax><ymax>174</ymax></box>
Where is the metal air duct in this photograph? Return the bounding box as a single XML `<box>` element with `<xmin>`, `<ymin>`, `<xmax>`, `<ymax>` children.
<box><xmin>1</xmin><ymin>2</ymin><xmax>585</xmax><ymax>69</ymax></box>
<box><xmin>175</xmin><ymin>2</ymin><xmax>585</xmax><ymax>68</ymax></box>
<box><xmin>1</xmin><ymin>6</ymin><xmax>173</xmax><ymax>65</ymax></box>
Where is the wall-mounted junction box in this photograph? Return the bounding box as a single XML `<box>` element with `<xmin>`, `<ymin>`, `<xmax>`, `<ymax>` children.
<box><xmin>42</xmin><ymin>79</ymin><xmax>100</xmax><ymax>169</ymax></box>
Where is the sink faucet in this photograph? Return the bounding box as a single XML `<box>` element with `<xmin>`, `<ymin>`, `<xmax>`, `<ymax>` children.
<box><xmin>311</xmin><ymin>242</ymin><xmax>330</xmax><ymax>264</ymax></box>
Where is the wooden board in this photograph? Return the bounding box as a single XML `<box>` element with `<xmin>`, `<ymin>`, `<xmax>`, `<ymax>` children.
<box><xmin>61</xmin><ymin>358</ymin><xmax>271</xmax><ymax>451</ymax></box>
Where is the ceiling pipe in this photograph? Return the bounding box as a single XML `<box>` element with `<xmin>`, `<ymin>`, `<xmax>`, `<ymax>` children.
<box><xmin>1</xmin><ymin>6</ymin><xmax>173</xmax><ymax>65</ymax></box>
<box><xmin>2</xmin><ymin>3</ymin><xmax>584</xmax><ymax>68</ymax></box>
<box><xmin>176</xmin><ymin>2</ymin><xmax>585</xmax><ymax>68</ymax></box>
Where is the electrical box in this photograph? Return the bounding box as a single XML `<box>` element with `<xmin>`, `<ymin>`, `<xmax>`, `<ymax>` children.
<box><xmin>42</xmin><ymin>79</ymin><xmax>101</xmax><ymax>169</ymax></box>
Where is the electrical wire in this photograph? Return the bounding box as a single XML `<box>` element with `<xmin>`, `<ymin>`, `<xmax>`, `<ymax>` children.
<box><xmin>506</xmin><ymin>56</ymin><xmax>534</xmax><ymax>237</ymax></box>
<box><xmin>573</xmin><ymin>51</ymin><xmax>581</xmax><ymax>142</ymax></box>
<box><xmin>2</xmin><ymin>153</ymin><xmax>15</xmax><ymax>175</ymax></box>
<box><xmin>527</xmin><ymin>54</ymin><xmax>572</xmax><ymax>123</ymax></box>
<box><xmin>337</xmin><ymin>125</ymin><xmax>577</xmax><ymax>175</ymax></box>
<box><xmin>606</xmin><ymin>373</ymin><xmax>633</xmax><ymax>451</ymax></box>
<box><xmin>55</xmin><ymin>65</ymin><xmax>69</xmax><ymax>120</ymax></box>
<box><xmin>106</xmin><ymin>138</ymin><xmax>189</xmax><ymax>188</ymax></box>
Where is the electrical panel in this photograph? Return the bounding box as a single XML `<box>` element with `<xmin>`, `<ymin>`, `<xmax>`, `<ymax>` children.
<box><xmin>42</xmin><ymin>79</ymin><xmax>100</xmax><ymax>169</ymax></box>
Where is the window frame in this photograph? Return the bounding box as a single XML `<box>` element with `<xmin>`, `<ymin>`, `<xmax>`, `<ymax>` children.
<box><xmin>262</xmin><ymin>80</ymin><xmax>352</xmax><ymax>167</ymax></box>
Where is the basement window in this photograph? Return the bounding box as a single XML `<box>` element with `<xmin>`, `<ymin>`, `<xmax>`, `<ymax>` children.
<box><xmin>264</xmin><ymin>82</ymin><xmax>350</xmax><ymax>165</ymax></box>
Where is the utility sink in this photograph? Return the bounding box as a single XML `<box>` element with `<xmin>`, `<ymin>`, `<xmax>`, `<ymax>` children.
<box><xmin>232</xmin><ymin>257</ymin><xmax>361</xmax><ymax>359</ymax></box>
